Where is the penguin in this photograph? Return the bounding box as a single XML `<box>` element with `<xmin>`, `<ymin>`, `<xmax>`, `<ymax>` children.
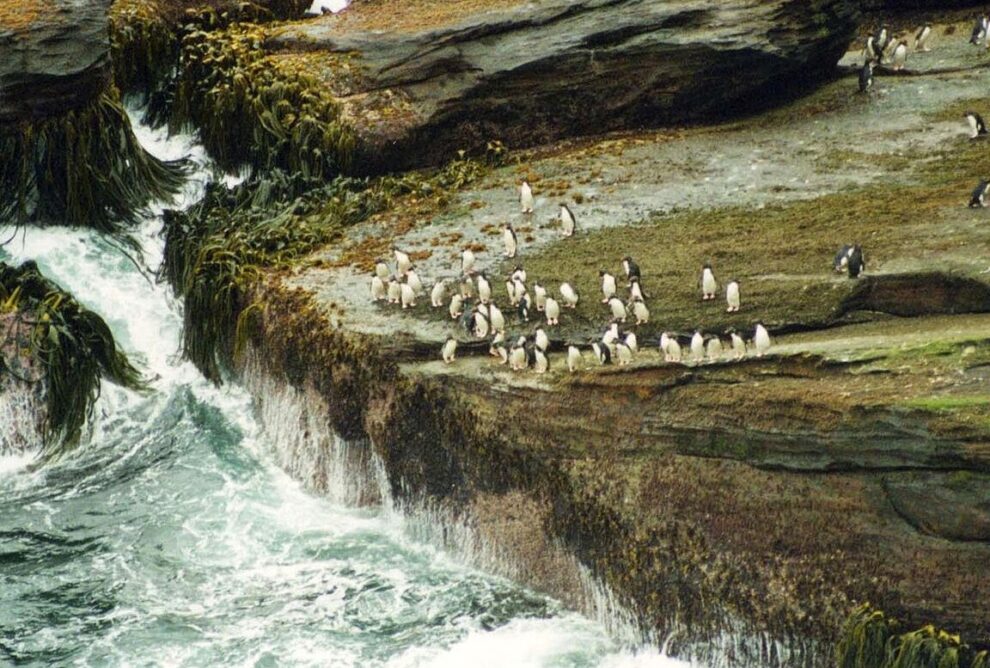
<box><xmin>690</xmin><ymin>331</ymin><xmax>705</xmax><ymax>364</ymax></box>
<box><xmin>666</xmin><ymin>336</ymin><xmax>682</xmax><ymax>363</ymax></box>
<box><xmin>608</xmin><ymin>297</ymin><xmax>627</xmax><ymax>323</ymax></box>
<box><xmin>505</xmin><ymin>278</ymin><xmax>518</xmax><ymax>306</ymax></box>
<box><xmin>834</xmin><ymin>245</ymin><xmax>852</xmax><ymax>272</ymax></box>
<box><xmin>512</xmin><ymin>265</ymin><xmax>528</xmax><ymax>284</ymax></box>
<box><xmin>490</xmin><ymin>330</ymin><xmax>506</xmax><ymax>358</ymax></box>
<box><xmin>534</xmin><ymin>282</ymin><xmax>548</xmax><ymax>311</ymax></box>
<box><xmin>371</xmin><ymin>274</ymin><xmax>387</xmax><ymax>302</ymax></box>
<box><xmin>560</xmin><ymin>282</ymin><xmax>579</xmax><ymax>308</ymax></box>
<box><xmin>387</xmin><ymin>276</ymin><xmax>402</xmax><ymax>304</ymax></box>
<box><xmin>449</xmin><ymin>293</ymin><xmax>464</xmax><ymax>319</ymax></box>
<box><xmin>461</xmin><ymin>248</ymin><xmax>476</xmax><ymax>276</ymax></box>
<box><xmin>726</xmin><ymin>280</ymin><xmax>740</xmax><ymax>313</ymax></box>
<box><xmin>631</xmin><ymin>297</ymin><xmax>649</xmax><ymax>325</ymax></box>
<box><xmin>560</xmin><ymin>204</ymin><xmax>576</xmax><ymax>237</ymax></box>
<box><xmin>534</xmin><ymin>326</ymin><xmax>549</xmax><ymax>352</ymax></box>
<box><xmin>615</xmin><ymin>341</ymin><xmax>634</xmax><ymax>366</ymax></box>
<box><xmin>520</xmin><ymin>180</ymin><xmax>534</xmax><ymax>214</ymax></box>
<box><xmin>622</xmin><ymin>256</ymin><xmax>641</xmax><ymax>283</ymax></box>
<box><xmin>442</xmin><ymin>336</ymin><xmax>457</xmax><ymax>364</ymax></box>
<box><xmin>600</xmin><ymin>270</ymin><xmax>617</xmax><ymax>303</ymax></box>
<box><xmin>602</xmin><ymin>322</ymin><xmax>620</xmax><ymax>347</ymax></box>
<box><xmin>965</xmin><ymin>112</ymin><xmax>988</xmax><ymax>139</ymax></box>
<box><xmin>847</xmin><ymin>245</ymin><xmax>865</xmax><ymax>279</ymax></box>
<box><xmin>730</xmin><ymin>331</ymin><xmax>746</xmax><ymax>360</ymax></box>
<box><xmin>701</xmin><ymin>264</ymin><xmax>717</xmax><ymax>301</ymax></box>
<box><xmin>406</xmin><ymin>267</ymin><xmax>423</xmax><ymax>295</ymax></box>
<box><xmin>473</xmin><ymin>306</ymin><xmax>490</xmax><ymax>339</ymax></box>
<box><xmin>489</xmin><ymin>303</ymin><xmax>506</xmax><ymax>333</ymax></box>
<box><xmin>858</xmin><ymin>61</ymin><xmax>873</xmax><ymax>94</ymax></box>
<box><xmin>970</xmin><ymin>180</ymin><xmax>989</xmax><ymax>208</ymax></box>
<box><xmin>461</xmin><ymin>274</ymin><xmax>477</xmax><ymax>301</ymax></box>
<box><xmin>509</xmin><ymin>344</ymin><xmax>528</xmax><ymax>371</ymax></box>
<box><xmin>374</xmin><ymin>259</ymin><xmax>390</xmax><ymax>281</ymax></box>
<box><xmin>545</xmin><ymin>297</ymin><xmax>561</xmax><ymax>326</ymax></box>
<box><xmin>970</xmin><ymin>15</ymin><xmax>988</xmax><ymax>46</ymax></box>
<box><xmin>393</xmin><ymin>247</ymin><xmax>412</xmax><ymax>274</ymax></box>
<box><xmin>660</xmin><ymin>332</ymin><xmax>672</xmax><ymax>359</ymax></box>
<box><xmin>477</xmin><ymin>272</ymin><xmax>492</xmax><ymax>304</ymax></box>
<box><xmin>400</xmin><ymin>278</ymin><xmax>416</xmax><ymax>309</ymax></box>
<box><xmin>914</xmin><ymin>24</ymin><xmax>931</xmax><ymax>52</ymax></box>
<box><xmin>629</xmin><ymin>276</ymin><xmax>646</xmax><ymax>302</ymax></box>
<box><xmin>305</xmin><ymin>0</ymin><xmax>348</xmax><ymax>15</ymax></box>
<box><xmin>533</xmin><ymin>347</ymin><xmax>549</xmax><ymax>374</ymax></box>
<box><xmin>592</xmin><ymin>342</ymin><xmax>612</xmax><ymax>366</ymax></box>
<box><xmin>754</xmin><ymin>323</ymin><xmax>771</xmax><ymax>357</ymax></box>
<box><xmin>512</xmin><ymin>276</ymin><xmax>528</xmax><ymax>302</ymax></box>
<box><xmin>864</xmin><ymin>36</ymin><xmax>877</xmax><ymax>63</ymax></box>
<box><xmin>431</xmin><ymin>279</ymin><xmax>447</xmax><ymax>308</ymax></box>
<box><xmin>503</xmin><ymin>223</ymin><xmax>518</xmax><ymax>259</ymax></box>
<box><xmin>460</xmin><ymin>301</ymin><xmax>476</xmax><ymax>333</ymax></box>
<box><xmin>493</xmin><ymin>340</ymin><xmax>509</xmax><ymax>365</ymax></box>
<box><xmin>518</xmin><ymin>293</ymin><xmax>531</xmax><ymax>322</ymax></box>
<box><xmin>875</xmin><ymin>26</ymin><xmax>889</xmax><ymax>54</ymax></box>
<box><xmin>706</xmin><ymin>336</ymin><xmax>723</xmax><ymax>362</ymax></box>
<box><xmin>891</xmin><ymin>41</ymin><xmax>908</xmax><ymax>71</ymax></box>
<box><xmin>624</xmin><ymin>331</ymin><xmax>638</xmax><ymax>354</ymax></box>
<box><xmin>567</xmin><ymin>344</ymin><xmax>581</xmax><ymax>372</ymax></box>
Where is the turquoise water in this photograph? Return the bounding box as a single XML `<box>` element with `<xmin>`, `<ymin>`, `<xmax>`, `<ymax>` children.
<box><xmin>0</xmin><ymin>121</ymin><xmax>685</xmax><ymax>667</ymax></box>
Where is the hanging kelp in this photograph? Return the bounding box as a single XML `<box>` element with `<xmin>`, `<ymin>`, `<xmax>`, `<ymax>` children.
<box><xmin>0</xmin><ymin>88</ymin><xmax>187</xmax><ymax>241</ymax></box>
<box><xmin>0</xmin><ymin>261</ymin><xmax>145</xmax><ymax>451</ymax></box>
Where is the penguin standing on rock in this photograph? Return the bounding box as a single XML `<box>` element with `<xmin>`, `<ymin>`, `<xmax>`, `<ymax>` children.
<box><xmin>387</xmin><ymin>276</ymin><xmax>401</xmax><ymax>304</ymax></box>
<box><xmin>966</xmin><ymin>112</ymin><xmax>988</xmax><ymax>139</ymax></box>
<box><xmin>706</xmin><ymin>336</ymin><xmax>723</xmax><ymax>362</ymax></box>
<box><xmin>534</xmin><ymin>326</ymin><xmax>549</xmax><ymax>352</ymax></box>
<box><xmin>891</xmin><ymin>41</ymin><xmax>908</xmax><ymax>71</ymax></box>
<box><xmin>431</xmin><ymin>280</ymin><xmax>447</xmax><ymax>308</ymax></box>
<box><xmin>460</xmin><ymin>274</ymin><xmax>475</xmax><ymax>300</ymax></box>
<box><xmin>847</xmin><ymin>245</ymin><xmax>865</xmax><ymax>279</ymax></box>
<box><xmin>858</xmin><ymin>61</ymin><xmax>874</xmax><ymax>94</ymax></box>
<box><xmin>370</xmin><ymin>274</ymin><xmax>387</xmax><ymax>302</ymax></box>
<box><xmin>567</xmin><ymin>344</ymin><xmax>581</xmax><ymax>372</ymax></box>
<box><xmin>701</xmin><ymin>264</ymin><xmax>717</xmax><ymax>301</ymax></box>
<box><xmin>490</xmin><ymin>330</ymin><xmax>507</xmax><ymax>360</ymax></box>
<box><xmin>560</xmin><ymin>204</ymin><xmax>576</xmax><ymax>237</ymax></box>
<box><xmin>622</xmin><ymin>256</ymin><xmax>641</xmax><ymax>284</ymax></box>
<box><xmin>690</xmin><ymin>331</ymin><xmax>705</xmax><ymax>364</ymax></box>
<box><xmin>602</xmin><ymin>322</ymin><xmax>620</xmax><ymax>347</ymax></box>
<box><xmin>476</xmin><ymin>272</ymin><xmax>492</xmax><ymax>304</ymax></box>
<box><xmin>406</xmin><ymin>267</ymin><xmax>423</xmax><ymax>295</ymax></box>
<box><xmin>393</xmin><ymin>247</ymin><xmax>412</xmax><ymax>274</ymax></box>
<box><xmin>503</xmin><ymin>223</ymin><xmax>518</xmax><ymax>258</ymax></box>
<box><xmin>915</xmin><ymin>24</ymin><xmax>931</xmax><ymax>52</ymax></box>
<box><xmin>600</xmin><ymin>270</ymin><xmax>617</xmax><ymax>303</ymax></box>
<box><xmin>971</xmin><ymin>15</ymin><xmax>989</xmax><ymax>46</ymax></box>
<box><xmin>400</xmin><ymin>278</ymin><xmax>417</xmax><ymax>309</ymax></box>
<box><xmin>624</xmin><ymin>331</ymin><xmax>638</xmax><ymax>354</ymax></box>
<box><xmin>730</xmin><ymin>330</ymin><xmax>746</xmax><ymax>360</ymax></box>
<box><xmin>472</xmin><ymin>306</ymin><xmax>490</xmax><ymax>339</ymax></box>
<box><xmin>607</xmin><ymin>297</ymin><xmax>627</xmax><ymax>323</ymax></box>
<box><xmin>520</xmin><ymin>180</ymin><xmax>534</xmax><ymax>214</ymax></box>
<box><xmin>615</xmin><ymin>341</ymin><xmax>634</xmax><ymax>366</ymax></box>
<box><xmin>461</xmin><ymin>248</ymin><xmax>476</xmax><ymax>276</ymax></box>
<box><xmin>533</xmin><ymin>347</ymin><xmax>549</xmax><ymax>374</ymax></box>
<box><xmin>970</xmin><ymin>180</ymin><xmax>990</xmax><ymax>208</ymax></box>
<box><xmin>834</xmin><ymin>245</ymin><xmax>852</xmax><ymax>273</ymax></box>
<box><xmin>509</xmin><ymin>343</ymin><xmax>528</xmax><ymax>371</ymax></box>
<box><xmin>375</xmin><ymin>259</ymin><xmax>390</xmax><ymax>281</ymax></box>
<box><xmin>512</xmin><ymin>265</ymin><xmax>528</xmax><ymax>284</ymax></box>
<box><xmin>518</xmin><ymin>293</ymin><xmax>531</xmax><ymax>323</ymax></box>
<box><xmin>629</xmin><ymin>276</ymin><xmax>646</xmax><ymax>302</ymax></box>
<box><xmin>754</xmin><ymin>323</ymin><xmax>771</xmax><ymax>357</ymax></box>
<box><xmin>592</xmin><ymin>342</ymin><xmax>612</xmax><ymax>366</ymax></box>
<box><xmin>442</xmin><ymin>336</ymin><xmax>457</xmax><ymax>364</ymax></box>
<box><xmin>545</xmin><ymin>297</ymin><xmax>561</xmax><ymax>326</ymax></box>
<box><xmin>449</xmin><ymin>293</ymin><xmax>464</xmax><ymax>319</ymax></box>
<box><xmin>489</xmin><ymin>303</ymin><xmax>506</xmax><ymax>333</ymax></box>
<box><xmin>534</xmin><ymin>282</ymin><xmax>547</xmax><ymax>311</ymax></box>
<box><xmin>664</xmin><ymin>335</ymin><xmax>682</xmax><ymax>363</ymax></box>
<box><xmin>631</xmin><ymin>296</ymin><xmax>649</xmax><ymax>325</ymax></box>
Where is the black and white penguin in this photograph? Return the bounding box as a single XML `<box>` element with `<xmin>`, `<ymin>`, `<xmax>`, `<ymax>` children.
<box><xmin>393</xmin><ymin>247</ymin><xmax>412</xmax><ymax>274</ymax></box>
<box><xmin>915</xmin><ymin>24</ymin><xmax>931</xmax><ymax>52</ymax></box>
<box><xmin>400</xmin><ymin>277</ymin><xmax>417</xmax><ymax>309</ymax></box>
<box><xmin>690</xmin><ymin>331</ymin><xmax>705</xmax><ymax>364</ymax></box>
<box><xmin>615</xmin><ymin>341</ymin><xmax>634</xmax><ymax>366</ymax></box>
<box><xmin>847</xmin><ymin>245</ymin><xmax>865</xmax><ymax>279</ymax></box>
<box><xmin>472</xmin><ymin>305</ymin><xmax>490</xmax><ymax>339</ymax></box>
<box><xmin>875</xmin><ymin>26</ymin><xmax>889</xmax><ymax>53</ymax></box>
<box><xmin>600</xmin><ymin>270</ymin><xmax>617</xmax><ymax>303</ymax></box>
<box><xmin>629</xmin><ymin>276</ymin><xmax>646</xmax><ymax>302</ymax></box>
<box><xmin>560</xmin><ymin>282</ymin><xmax>579</xmax><ymax>309</ymax></box>
<box><xmin>534</xmin><ymin>282</ymin><xmax>547</xmax><ymax>311</ymax></box>
<box><xmin>489</xmin><ymin>302</ymin><xmax>506</xmax><ymax>333</ymax></box>
<box><xmin>858</xmin><ymin>61</ymin><xmax>874</xmax><ymax>94</ymax></box>
<box><xmin>520</xmin><ymin>180</ymin><xmax>534</xmax><ymax>214</ymax></box>
<box><xmin>371</xmin><ymin>274</ymin><xmax>387</xmax><ymax>302</ymax></box>
<box><xmin>534</xmin><ymin>326</ymin><xmax>549</xmax><ymax>352</ymax></box>
<box><xmin>431</xmin><ymin>279</ymin><xmax>447</xmax><ymax>308</ymax></box>
<box><xmin>567</xmin><ymin>344</ymin><xmax>581</xmax><ymax>372</ymax></box>
<box><xmin>602</xmin><ymin>321</ymin><xmax>620</xmax><ymax>346</ymax></box>
<box><xmin>864</xmin><ymin>35</ymin><xmax>877</xmax><ymax>62</ymax></box>
<box><xmin>509</xmin><ymin>343</ymin><xmax>528</xmax><ymax>371</ymax></box>
<box><xmin>406</xmin><ymin>267</ymin><xmax>423</xmax><ymax>295</ymax></box>
<box><xmin>533</xmin><ymin>347</ymin><xmax>549</xmax><ymax>374</ymax></box>
<box><xmin>730</xmin><ymin>330</ymin><xmax>746</xmax><ymax>360</ymax></box>
<box><xmin>441</xmin><ymin>335</ymin><xmax>457</xmax><ymax>364</ymax></box>
<box><xmin>460</xmin><ymin>274</ymin><xmax>475</xmax><ymax>300</ymax></box>
<box><xmin>970</xmin><ymin>15</ymin><xmax>988</xmax><ymax>46</ymax></box>
<box><xmin>631</xmin><ymin>296</ymin><xmax>649</xmax><ymax>325</ymax></box>
<box><xmin>592</xmin><ymin>342</ymin><xmax>612</xmax><ymax>365</ymax></box>
<box><xmin>834</xmin><ymin>245</ymin><xmax>852</xmax><ymax>273</ymax></box>
<box><xmin>966</xmin><ymin>112</ymin><xmax>988</xmax><ymax>139</ymax></box>
<box><xmin>375</xmin><ymin>259</ymin><xmax>390</xmax><ymax>281</ymax></box>
<box><xmin>503</xmin><ymin>223</ymin><xmax>518</xmax><ymax>259</ymax></box>
<box><xmin>460</xmin><ymin>301</ymin><xmax>476</xmax><ymax>333</ymax></box>
<box><xmin>477</xmin><ymin>272</ymin><xmax>492</xmax><ymax>304</ymax></box>
<box><xmin>490</xmin><ymin>330</ymin><xmax>506</xmax><ymax>359</ymax></box>
<box><xmin>560</xmin><ymin>204</ymin><xmax>576</xmax><ymax>237</ymax></box>
<box><xmin>449</xmin><ymin>293</ymin><xmax>464</xmax><ymax>319</ymax></box>
<box><xmin>706</xmin><ymin>336</ymin><xmax>723</xmax><ymax>362</ymax></box>
<box><xmin>891</xmin><ymin>41</ymin><xmax>908</xmax><ymax>70</ymax></box>
<box><xmin>512</xmin><ymin>265</ymin><xmax>528</xmax><ymax>285</ymax></box>
<box><xmin>607</xmin><ymin>297</ymin><xmax>627</xmax><ymax>323</ymax></box>
<box><xmin>754</xmin><ymin>323</ymin><xmax>771</xmax><ymax>357</ymax></box>
<box><xmin>970</xmin><ymin>180</ymin><xmax>989</xmax><ymax>208</ymax></box>
<box><xmin>518</xmin><ymin>293</ymin><xmax>531</xmax><ymax>322</ymax></box>
<box><xmin>622</xmin><ymin>256</ymin><xmax>641</xmax><ymax>283</ymax></box>
<box><xmin>726</xmin><ymin>280</ymin><xmax>740</xmax><ymax>313</ymax></box>
<box><xmin>624</xmin><ymin>331</ymin><xmax>638</xmax><ymax>354</ymax></box>
<box><xmin>387</xmin><ymin>275</ymin><xmax>402</xmax><ymax>304</ymax></box>
<box><xmin>701</xmin><ymin>264</ymin><xmax>717</xmax><ymax>301</ymax></box>
<box><xmin>664</xmin><ymin>335</ymin><xmax>682</xmax><ymax>363</ymax></box>
<box><xmin>545</xmin><ymin>297</ymin><xmax>561</xmax><ymax>326</ymax></box>
<box><xmin>461</xmin><ymin>248</ymin><xmax>476</xmax><ymax>276</ymax></box>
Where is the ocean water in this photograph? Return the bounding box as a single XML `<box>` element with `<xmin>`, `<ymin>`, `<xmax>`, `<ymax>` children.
<box><xmin>0</xmin><ymin>119</ymin><xmax>688</xmax><ymax>668</ymax></box>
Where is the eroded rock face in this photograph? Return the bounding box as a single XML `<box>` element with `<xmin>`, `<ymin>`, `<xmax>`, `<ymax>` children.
<box><xmin>272</xmin><ymin>0</ymin><xmax>860</xmax><ymax>172</ymax></box>
<box><xmin>0</xmin><ymin>0</ymin><xmax>112</xmax><ymax>123</ymax></box>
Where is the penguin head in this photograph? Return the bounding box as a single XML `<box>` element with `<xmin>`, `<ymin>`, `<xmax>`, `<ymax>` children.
<box><xmin>703</xmin><ymin>263</ymin><xmax>712</xmax><ymax>271</ymax></box>
<box><xmin>599</xmin><ymin>269</ymin><xmax>607</xmax><ymax>277</ymax></box>
<box><xmin>630</xmin><ymin>275</ymin><xmax>640</xmax><ymax>284</ymax></box>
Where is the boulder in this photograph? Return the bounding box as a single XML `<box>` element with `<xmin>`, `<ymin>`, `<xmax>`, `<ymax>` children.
<box><xmin>271</xmin><ymin>0</ymin><xmax>860</xmax><ymax>172</ymax></box>
<box><xmin>0</xmin><ymin>0</ymin><xmax>112</xmax><ymax>123</ymax></box>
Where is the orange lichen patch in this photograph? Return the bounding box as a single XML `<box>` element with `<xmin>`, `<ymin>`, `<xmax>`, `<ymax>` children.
<box><xmin>315</xmin><ymin>0</ymin><xmax>524</xmax><ymax>34</ymax></box>
<box><xmin>0</xmin><ymin>0</ymin><xmax>45</xmax><ymax>32</ymax></box>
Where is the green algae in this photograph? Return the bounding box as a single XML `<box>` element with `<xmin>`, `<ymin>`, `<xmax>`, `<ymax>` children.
<box><xmin>0</xmin><ymin>261</ymin><xmax>145</xmax><ymax>450</ymax></box>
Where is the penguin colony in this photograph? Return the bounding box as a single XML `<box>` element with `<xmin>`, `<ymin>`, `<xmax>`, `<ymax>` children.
<box><xmin>367</xmin><ymin>19</ymin><xmax>990</xmax><ymax>371</ymax></box>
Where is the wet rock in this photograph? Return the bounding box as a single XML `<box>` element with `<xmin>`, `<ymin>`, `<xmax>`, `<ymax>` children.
<box><xmin>884</xmin><ymin>472</ymin><xmax>990</xmax><ymax>542</ymax></box>
<box><xmin>271</xmin><ymin>0</ymin><xmax>861</xmax><ymax>172</ymax></box>
<box><xmin>0</xmin><ymin>0</ymin><xmax>112</xmax><ymax>122</ymax></box>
